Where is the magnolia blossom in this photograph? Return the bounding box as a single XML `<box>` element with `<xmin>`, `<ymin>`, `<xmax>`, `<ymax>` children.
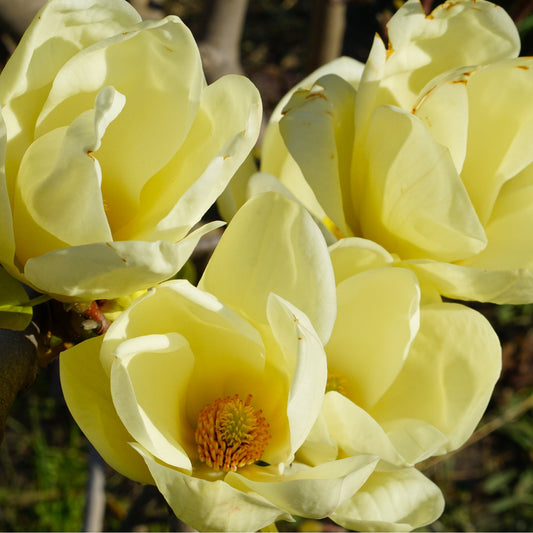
<box><xmin>61</xmin><ymin>193</ymin><xmax>386</xmax><ymax>531</ymax></box>
<box><xmin>252</xmin><ymin>0</ymin><xmax>533</xmax><ymax>304</ymax></box>
<box><xmin>0</xmin><ymin>0</ymin><xmax>261</xmax><ymax>301</ymax></box>
<box><xmin>296</xmin><ymin>237</ymin><xmax>502</xmax><ymax>531</ymax></box>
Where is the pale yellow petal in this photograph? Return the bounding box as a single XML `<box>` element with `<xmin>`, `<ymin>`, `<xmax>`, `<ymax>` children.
<box><xmin>13</xmin><ymin>87</ymin><xmax>123</xmax><ymax>263</ymax></box>
<box><xmin>136</xmin><ymin>445</ymin><xmax>292</xmax><ymax>532</ymax></box>
<box><xmin>110</xmin><ymin>332</ymin><xmax>194</xmax><ymax>471</ymax></box>
<box><xmin>321</xmin><ymin>392</ymin><xmax>405</xmax><ymax>468</ymax></box>
<box><xmin>280</xmin><ymin>74</ymin><xmax>357</xmax><ymax>236</ymax></box>
<box><xmin>460</xmin><ymin>58</ymin><xmax>533</xmax><ymax>224</ymax></box>
<box><xmin>461</xmin><ymin>162</ymin><xmax>533</xmax><ymax>272</ymax></box>
<box><xmin>331</xmin><ymin>468</ymin><xmax>445</xmax><ymax>532</ymax></box>
<box><xmin>0</xmin><ymin>0</ymin><xmax>141</xmax><ymax>190</ymax></box>
<box><xmin>35</xmin><ymin>17</ymin><xmax>205</xmax><ymax>234</ymax></box>
<box><xmin>413</xmin><ymin>68</ymin><xmax>470</xmax><ymax>174</ymax></box>
<box><xmin>59</xmin><ymin>336</ymin><xmax>153</xmax><ymax>483</ymax></box>
<box><xmin>266</xmin><ymin>294</ymin><xmax>328</xmax><ymax>460</ymax></box>
<box><xmin>200</xmin><ymin>192</ymin><xmax>336</xmax><ymax>345</ymax></box>
<box><xmin>326</xmin><ymin>267</ymin><xmax>420</xmax><ymax>410</ymax></box>
<box><xmin>0</xmin><ymin>111</ymin><xmax>15</xmax><ymax>269</ymax></box>
<box><xmin>328</xmin><ymin>237</ymin><xmax>394</xmax><ymax>285</ymax></box>
<box><xmin>226</xmin><ymin>455</ymin><xmax>378</xmax><ymax>519</ymax></box>
<box><xmin>127</xmin><ymin>75</ymin><xmax>261</xmax><ymax>242</ymax></box>
<box><xmin>371</xmin><ymin>303</ymin><xmax>501</xmax><ymax>451</ymax></box>
<box><xmin>23</xmin><ymin>223</ymin><xmax>221</xmax><ymax>300</ymax></box>
<box><xmin>361</xmin><ymin>105</ymin><xmax>486</xmax><ymax>261</ymax></box>
<box><xmin>382</xmin><ymin>0</ymin><xmax>519</xmax><ymax>110</ymax></box>
<box><xmin>407</xmin><ymin>259</ymin><xmax>533</xmax><ymax>304</ymax></box>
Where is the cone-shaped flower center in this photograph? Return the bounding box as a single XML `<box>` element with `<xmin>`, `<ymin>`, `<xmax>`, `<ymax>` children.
<box><xmin>195</xmin><ymin>393</ymin><xmax>270</xmax><ymax>472</ymax></box>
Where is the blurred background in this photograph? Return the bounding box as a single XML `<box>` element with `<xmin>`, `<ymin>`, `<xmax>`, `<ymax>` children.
<box><xmin>1</xmin><ymin>0</ymin><xmax>533</xmax><ymax>531</ymax></box>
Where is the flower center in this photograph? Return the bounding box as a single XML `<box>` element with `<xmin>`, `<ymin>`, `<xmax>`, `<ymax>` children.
<box><xmin>326</xmin><ymin>373</ymin><xmax>347</xmax><ymax>395</ymax></box>
<box><xmin>194</xmin><ymin>394</ymin><xmax>270</xmax><ymax>472</ymax></box>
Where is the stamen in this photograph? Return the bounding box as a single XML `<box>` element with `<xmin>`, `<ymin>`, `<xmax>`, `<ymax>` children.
<box><xmin>326</xmin><ymin>373</ymin><xmax>347</xmax><ymax>395</ymax></box>
<box><xmin>194</xmin><ymin>394</ymin><xmax>270</xmax><ymax>472</ymax></box>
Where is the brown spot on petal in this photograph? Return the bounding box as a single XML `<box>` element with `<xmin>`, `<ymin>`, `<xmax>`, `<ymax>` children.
<box><xmin>517</xmin><ymin>65</ymin><xmax>530</xmax><ymax>70</ymax></box>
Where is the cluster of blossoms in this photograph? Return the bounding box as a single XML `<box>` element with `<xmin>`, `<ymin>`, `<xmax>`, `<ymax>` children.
<box><xmin>0</xmin><ymin>0</ymin><xmax>531</xmax><ymax>530</ymax></box>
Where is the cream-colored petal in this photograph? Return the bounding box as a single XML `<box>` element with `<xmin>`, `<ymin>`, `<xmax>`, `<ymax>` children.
<box><xmin>266</xmin><ymin>294</ymin><xmax>328</xmax><ymax>460</ymax></box>
<box><xmin>0</xmin><ymin>0</ymin><xmax>141</xmax><ymax>190</ymax></box>
<box><xmin>326</xmin><ymin>267</ymin><xmax>420</xmax><ymax>410</ymax></box>
<box><xmin>262</xmin><ymin>56</ymin><xmax>364</xmax><ymax>179</ymax></box>
<box><xmin>200</xmin><ymin>192</ymin><xmax>336</xmax><ymax>345</ymax></box>
<box><xmin>98</xmin><ymin>280</ymin><xmax>272</xmax><ymax>441</ymax></box>
<box><xmin>280</xmin><ymin>74</ymin><xmax>357</xmax><ymax>236</ymax></box>
<box><xmin>361</xmin><ymin>105</ymin><xmax>486</xmax><ymax>261</ymax></box>
<box><xmin>126</xmin><ymin>75</ymin><xmax>261</xmax><ymax>242</ymax></box>
<box><xmin>379</xmin><ymin>418</ymin><xmax>448</xmax><ymax>465</ymax></box>
<box><xmin>226</xmin><ymin>455</ymin><xmax>378</xmax><ymax>519</ymax></box>
<box><xmin>371</xmin><ymin>302</ymin><xmax>501</xmax><ymax>452</ymax></box>
<box><xmin>328</xmin><ymin>237</ymin><xmax>394</xmax><ymax>285</ymax></box>
<box><xmin>321</xmin><ymin>392</ymin><xmax>406</xmax><ymax>468</ymax></box>
<box><xmin>35</xmin><ymin>17</ymin><xmax>205</xmax><ymax>234</ymax></box>
<box><xmin>461</xmin><ymin>162</ymin><xmax>533</xmax><ymax>271</ymax></box>
<box><xmin>0</xmin><ymin>266</ymin><xmax>32</xmax><ymax>330</ymax></box>
<box><xmin>0</xmin><ymin>111</ymin><xmax>15</xmax><ymax>269</ymax></box>
<box><xmin>59</xmin><ymin>336</ymin><xmax>152</xmax><ymax>484</ymax></box>
<box><xmin>460</xmin><ymin>58</ymin><xmax>533</xmax><ymax>224</ymax></box>
<box><xmin>407</xmin><ymin>259</ymin><xmax>533</xmax><ymax>304</ymax></box>
<box><xmin>23</xmin><ymin>222</ymin><xmax>221</xmax><ymax>301</ymax></box>
<box><xmin>110</xmin><ymin>333</ymin><xmax>194</xmax><ymax>471</ymax></box>
<box><xmin>296</xmin><ymin>412</ymin><xmax>338</xmax><ymax>466</ymax></box>
<box><xmin>216</xmin><ymin>153</ymin><xmax>258</xmax><ymax>222</ymax></box>
<box><xmin>136</xmin><ymin>445</ymin><xmax>292</xmax><ymax>532</ymax></box>
<box><xmin>413</xmin><ymin>68</ymin><xmax>470</xmax><ymax>174</ymax></box>
<box><xmin>381</xmin><ymin>0</ymin><xmax>520</xmax><ymax>110</ymax></box>
<box><xmin>331</xmin><ymin>468</ymin><xmax>445</xmax><ymax>532</ymax></box>
<box><xmin>13</xmin><ymin>87</ymin><xmax>123</xmax><ymax>263</ymax></box>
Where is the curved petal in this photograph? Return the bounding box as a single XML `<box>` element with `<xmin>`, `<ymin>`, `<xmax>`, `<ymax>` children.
<box><xmin>110</xmin><ymin>332</ymin><xmax>194</xmax><ymax>471</ymax></box>
<box><xmin>328</xmin><ymin>237</ymin><xmax>394</xmax><ymax>285</ymax></box>
<box><xmin>361</xmin><ymin>105</ymin><xmax>486</xmax><ymax>262</ymax></box>
<box><xmin>136</xmin><ymin>445</ymin><xmax>292</xmax><ymax>532</ymax></box>
<box><xmin>35</xmin><ymin>17</ymin><xmax>205</xmax><ymax>233</ymax></box>
<box><xmin>13</xmin><ymin>86</ymin><xmax>123</xmax><ymax>263</ymax></box>
<box><xmin>0</xmin><ymin>111</ymin><xmax>15</xmax><ymax>269</ymax></box>
<box><xmin>413</xmin><ymin>68</ymin><xmax>470</xmax><ymax>174</ymax></box>
<box><xmin>226</xmin><ymin>455</ymin><xmax>378</xmax><ymax>519</ymax></box>
<box><xmin>200</xmin><ymin>192</ymin><xmax>336</xmax><ymax>345</ymax></box>
<box><xmin>331</xmin><ymin>468</ymin><xmax>445</xmax><ymax>532</ymax></box>
<box><xmin>407</xmin><ymin>258</ymin><xmax>533</xmax><ymax>304</ymax></box>
<box><xmin>461</xmin><ymin>162</ymin><xmax>533</xmax><ymax>271</ymax></box>
<box><xmin>127</xmin><ymin>74</ymin><xmax>262</xmax><ymax>242</ymax></box>
<box><xmin>0</xmin><ymin>0</ymin><xmax>141</xmax><ymax>189</ymax></box>
<box><xmin>321</xmin><ymin>392</ymin><xmax>406</xmax><ymax>468</ymax></box>
<box><xmin>381</xmin><ymin>0</ymin><xmax>520</xmax><ymax>110</ymax></box>
<box><xmin>23</xmin><ymin>222</ymin><xmax>221</xmax><ymax>300</ymax></box>
<box><xmin>326</xmin><ymin>267</ymin><xmax>420</xmax><ymax>410</ymax></box>
<box><xmin>59</xmin><ymin>336</ymin><xmax>153</xmax><ymax>484</ymax></box>
<box><xmin>266</xmin><ymin>294</ymin><xmax>328</xmax><ymax>460</ymax></box>
<box><xmin>460</xmin><ymin>58</ymin><xmax>533</xmax><ymax>224</ymax></box>
<box><xmin>262</xmin><ymin>56</ymin><xmax>364</xmax><ymax>179</ymax></box>
<box><xmin>280</xmin><ymin>74</ymin><xmax>357</xmax><ymax>236</ymax></box>
<box><xmin>371</xmin><ymin>302</ymin><xmax>501</xmax><ymax>451</ymax></box>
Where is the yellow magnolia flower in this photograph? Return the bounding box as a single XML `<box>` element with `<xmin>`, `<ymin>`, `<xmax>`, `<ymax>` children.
<box><xmin>60</xmin><ymin>193</ymin><xmax>381</xmax><ymax>531</ymax></box>
<box><xmin>258</xmin><ymin>0</ymin><xmax>533</xmax><ymax>304</ymax></box>
<box><xmin>296</xmin><ymin>237</ymin><xmax>502</xmax><ymax>531</ymax></box>
<box><xmin>0</xmin><ymin>0</ymin><xmax>261</xmax><ymax>301</ymax></box>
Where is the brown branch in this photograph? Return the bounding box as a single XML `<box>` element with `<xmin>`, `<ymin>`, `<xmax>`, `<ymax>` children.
<box><xmin>0</xmin><ymin>0</ymin><xmax>45</xmax><ymax>39</ymax></box>
<box><xmin>198</xmin><ymin>0</ymin><xmax>249</xmax><ymax>82</ymax></box>
<box><xmin>308</xmin><ymin>0</ymin><xmax>347</xmax><ymax>72</ymax></box>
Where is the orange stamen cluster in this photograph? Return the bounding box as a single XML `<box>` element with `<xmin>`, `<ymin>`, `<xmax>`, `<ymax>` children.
<box><xmin>194</xmin><ymin>394</ymin><xmax>270</xmax><ymax>472</ymax></box>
